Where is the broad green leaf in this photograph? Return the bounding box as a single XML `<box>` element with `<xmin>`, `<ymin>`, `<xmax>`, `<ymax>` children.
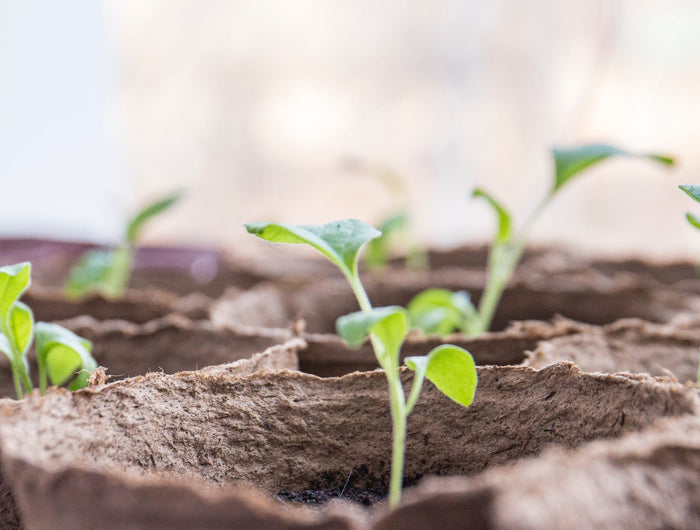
<box><xmin>7</xmin><ymin>301</ymin><xmax>33</xmax><ymax>355</ymax></box>
<box><xmin>64</xmin><ymin>247</ymin><xmax>132</xmax><ymax>299</ymax></box>
<box><xmin>552</xmin><ymin>144</ymin><xmax>674</xmax><ymax>192</ymax></box>
<box><xmin>0</xmin><ymin>263</ymin><xmax>31</xmax><ymax>322</ymax></box>
<box><xmin>245</xmin><ymin>219</ymin><xmax>381</xmax><ymax>278</ymax></box>
<box><xmin>680</xmin><ymin>185</ymin><xmax>700</xmax><ymax>204</ymax></box>
<box><xmin>365</xmin><ymin>211</ymin><xmax>408</xmax><ymax>268</ymax></box>
<box><xmin>35</xmin><ymin>322</ymin><xmax>96</xmax><ymax>389</ymax></box>
<box><xmin>472</xmin><ymin>188</ymin><xmax>512</xmax><ymax>244</ymax></box>
<box><xmin>406</xmin><ymin>345</ymin><xmax>477</xmax><ymax>407</ymax></box>
<box><xmin>126</xmin><ymin>191</ymin><xmax>183</xmax><ymax>243</ymax></box>
<box><xmin>407</xmin><ymin>289</ymin><xmax>477</xmax><ymax>336</ymax></box>
<box><xmin>336</xmin><ymin>306</ymin><xmax>408</xmax><ymax>365</ymax></box>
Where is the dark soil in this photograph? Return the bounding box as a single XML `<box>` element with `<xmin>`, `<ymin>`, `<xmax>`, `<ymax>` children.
<box><xmin>277</xmin><ymin>487</ymin><xmax>385</xmax><ymax>507</ymax></box>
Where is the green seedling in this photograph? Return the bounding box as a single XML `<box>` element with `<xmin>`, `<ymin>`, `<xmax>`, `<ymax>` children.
<box><xmin>246</xmin><ymin>219</ymin><xmax>477</xmax><ymax>508</ymax></box>
<box><xmin>343</xmin><ymin>158</ymin><xmax>426</xmax><ymax>270</ymax></box>
<box><xmin>0</xmin><ymin>263</ymin><xmax>97</xmax><ymax>399</ymax></box>
<box><xmin>65</xmin><ymin>191</ymin><xmax>183</xmax><ymax>299</ymax></box>
<box><xmin>410</xmin><ymin>144</ymin><xmax>674</xmax><ymax>336</ymax></box>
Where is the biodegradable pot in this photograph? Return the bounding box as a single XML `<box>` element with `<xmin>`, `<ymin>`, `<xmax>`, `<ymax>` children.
<box><xmin>0</xmin><ymin>361</ymin><xmax>697</xmax><ymax>529</ymax></box>
<box><xmin>524</xmin><ymin>317</ymin><xmax>700</xmax><ymax>383</ymax></box>
<box><xmin>23</xmin><ymin>285</ymin><xmax>211</xmax><ymax>323</ymax></box>
<box><xmin>0</xmin><ymin>341</ymin><xmax>302</xmax><ymax>530</ymax></box>
<box><xmin>211</xmin><ymin>267</ymin><xmax>700</xmax><ymax>334</ymax></box>
<box><xmin>0</xmin><ymin>314</ymin><xmax>295</xmax><ymax>398</ymax></box>
<box><xmin>298</xmin><ymin>318</ymin><xmax>579</xmax><ymax>377</ymax></box>
<box><xmin>380</xmin><ymin>414</ymin><xmax>700</xmax><ymax>529</ymax></box>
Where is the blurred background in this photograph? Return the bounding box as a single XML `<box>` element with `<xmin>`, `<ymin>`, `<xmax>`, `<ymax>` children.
<box><xmin>2</xmin><ymin>0</ymin><xmax>700</xmax><ymax>259</ymax></box>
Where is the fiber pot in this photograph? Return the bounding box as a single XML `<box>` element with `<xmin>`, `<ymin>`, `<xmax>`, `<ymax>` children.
<box><xmin>0</xmin><ymin>314</ymin><xmax>295</xmax><ymax>398</ymax></box>
<box><xmin>211</xmin><ymin>267</ymin><xmax>700</xmax><ymax>334</ymax></box>
<box><xmin>380</xmin><ymin>414</ymin><xmax>700</xmax><ymax>529</ymax></box>
<box><xmin>0</xmin><ymin>238</ymin><xmax>264</xmax><ymax>297</ymax></box>
<box><xmin>525</xmin><ymin>317</ymin><xmax>700</xmax><ymax>383</ymax></box>
<box><xmin>0</xmin><ymin>359</ymin><xmax>696</xmax><ymax>529</ymax></box>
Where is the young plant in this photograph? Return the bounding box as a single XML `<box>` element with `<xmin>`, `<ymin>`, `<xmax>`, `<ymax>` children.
<box><xmin>409</xmin><ymin>144</ymin><xmax>674</xmax><ymax>336</ymax></box>
<box><xmin>343</xmin><ymin>158</ymin><xmax>426</xmax><ymax>270</ymax></box>
<box><xmin>65</xmin><ymin>191</ymin><xmax>183</xmax><ymax>299</ymax></box>
<box><xmin>245</xmin><ymin>219</ymin><xmax>477</xmax><ymax>508</ymax></box>
<box><xmin>0</xmin><ymin>263</ymin><xmax>97</xmax><ymax>399</ymax></box>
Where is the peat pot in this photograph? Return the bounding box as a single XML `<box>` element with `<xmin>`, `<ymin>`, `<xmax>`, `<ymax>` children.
<box><xmin>0</xmin><ymin>357</ymin><xmax>696</xmax><ymax>528</ymax></box>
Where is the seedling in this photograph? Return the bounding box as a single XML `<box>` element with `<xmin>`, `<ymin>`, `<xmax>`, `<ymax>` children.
<box><xmin>410</xmin><ymin>144</ymin><xmax>674</xmax><ymax>336</ymax></box>
<box><xmin>0</xmin><ymin>262</ymin><xmax>97</xmax><ymax>399</ymax></box>
<box><xmin>246</xmin><ymin>219</ymin><xmax>477</xmax><ymax>508</ymax></box>
<box><xmin>343</xmin><ymin>158</ymin><xmax>426</xmax><ymax>270</ymax></box>
<box><xmin>65</xmin><ymin>191</ymin><xmax>183</xmax><ymax>299</ymax></box>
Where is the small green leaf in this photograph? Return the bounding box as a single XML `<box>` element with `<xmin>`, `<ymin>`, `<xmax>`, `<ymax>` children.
<box><xmin>687</xmin><ymin>213</ymin><xmax>700</xmax><ymax>231</ymax></box>
<box><xmin>245</xmin><ymin>219</ymin><xmax>382</xmax><ymax>278</ymax></box>
<box><xmin>406</xmin><ymin>345</ymin><xmax>477</xmax><ymax>407</ymax></box>
<box><xmin>408</xmin><ymin>289</ymin><xmax>477</xmax><ymax>336</ymax></box>
<box><xmin>7</xmin><ymin>301</ymin><xmax>33</xmax><ymax>355</ymax></box>
<box><xmin>472</xmin><ymin>188</ymin><xmax>512</xmax><ymax>244</ymax></box>
<box><xmin>35</xmin><ymin>322</ymin><xmax>96</xmax><ymax>390</ymax></box>
<box><xmin>552</xmin><ymin>144</ymin><xmax>674</xmax><ymax>192</ymax></box>
<box><xmin>336</xmin><ymin>306</ymin><xmax>408</xmax><ymax>366</ymax></box>
<box><xmin>0</xmin><ymin>263</ymin><xmax>31</xmax><ymax>322</ymax></box>
<box><xmin>680</xmin><ymin>185</ymin><xmax>700</xmax><ymax>204</ymax></box>
<box><xmin>365</xmin><ymin>211</ymin><xmax>408</xmax><ymax>268</ymax></box>
<box><xmin>126</xmin><ymin>191</ymin><xmax>183</xmax><ymax>243</ymax></box>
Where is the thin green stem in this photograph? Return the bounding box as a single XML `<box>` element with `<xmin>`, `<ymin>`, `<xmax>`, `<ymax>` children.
<box><xmin>39</xmin><ymin>362</ymin><xmax>47</xmax><ymax>395</ymax></box>
<box><xmin>346</xmin><ymin>270</ymin><xmax>408</xmax><ymax>508</ymax></box>
<box><xmin>11</xmin><ymin>367</ymin><xmax>23</xmax><ymax>400</ymax></box>
<box><xmin>387</xmin><ymin>372</ymin><xmax>407</xmax><ymax>509</ymax></box>
<box><xmin>476</xmin><ymin>193</ymin><xmax>553</xmax><ymax>334</ymax></box>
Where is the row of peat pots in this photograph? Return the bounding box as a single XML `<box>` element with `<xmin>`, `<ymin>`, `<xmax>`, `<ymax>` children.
<box><xmin>2</xmin><ymin>239</ymin><xmax>700</xmax><ymax>528</ymax></box>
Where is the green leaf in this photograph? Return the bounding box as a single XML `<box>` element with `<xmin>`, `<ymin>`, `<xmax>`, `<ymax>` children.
<box><xmin>680</xmin><ymin>184</ymin><xmax>700</xmax><ymax>204</ymax></box>
<box><xmin>0</xmin><ymin>263</ymin><xmax>31</xmax><ymax>323</ymax></box>
<box><xmin>365</xmin><ymin>211</ymin><xmax>408</xmax><ymax>268</ymax></box>
<box><xmin>245</xmin><ymin>219</ymin><xmax>382</xmax><ymax>278</ymax></box>
<box><xmin>35</xmin><ymin>322</ymin><xmax>96</xmax><ymax>389</ymax></box>
<box><xmin>552</xmin><ymin>144</ymin><xmax>674</xmax><ymax>192</ymax></box>
<box><xmin>407</xmin><ymin>289</ymin><xmax>477</xmax><ymax>336</ymax></box>
<box><xmin>7</xmin><ymin>301</ymin><xmax>33</xmax><ymax>355</ymax></box>
<box><xmin>64</xmin><ymin>247</ymin><xmax>132</xmax><ymax>299</ymax></box>
<box><xmin>126</xmin><ymin>191</ymin><xmax>183</xmax><ymax>243</ymax></box>
<box><xmin>336</xmin><ymin>306</ymin><xmax>408</xmax><ymax>366</ymax></box>
<box><xmin>687</xmin><ymin>213</ymin><xmax>700</xmax><ymax>231</ymax></box>
<box><xmin>406</xmin><ymin>345</ymin><xmax>477</xmax><ymax>407</ymax></box>
<box><xmin>472</xmin><ymin>188</ymin><xmax>512</xmax><ymax>244</ymax></box>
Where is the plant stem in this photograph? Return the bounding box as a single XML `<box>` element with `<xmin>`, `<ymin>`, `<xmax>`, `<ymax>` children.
<box><xmin>11</xmin><ymin>368</ymin><xmax>23</xmax><ymax>400</ymax></box>
<box><xmin>346</xmin><ymin>271</ymin><xmax>407</xmax><ymax>507</ymax></box>
<box><xmin>476</xmin><ymin>193</ymin><xmax>552</xmax><ymax>334</ymax></box>
<box><xmin>387</xmin><ymin>374</ymin><xmax>407</xmax><ymax>509</ymax></box>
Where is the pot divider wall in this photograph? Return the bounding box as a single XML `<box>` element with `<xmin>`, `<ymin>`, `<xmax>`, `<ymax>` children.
<box><xmin>0</xmin><ymin>360</ymin><xmax>697</xmax><ymax>529</ymax></box>
<box><xmin>24</xmin><ymin>285</ymin><xmax>211</xmax><ymax>323</ymax></box>
<box><xmin>299</xmin><ymin>318</ymin><xmax>580</xmax><ymax>377</ymax></box>
<box><xmin>524</xmin><ymin>317</ymin><xmax>700</xmax><ymax>383</ymax></box>
<box><xmin>211</xmin><ymin>268</ymin><xmax>700</xmax><ymax>334</ymax></box>
<box><xmin>0</xmin><ymin>314</ymin><xmax>295</xmax><ymax>398</ymax></box>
